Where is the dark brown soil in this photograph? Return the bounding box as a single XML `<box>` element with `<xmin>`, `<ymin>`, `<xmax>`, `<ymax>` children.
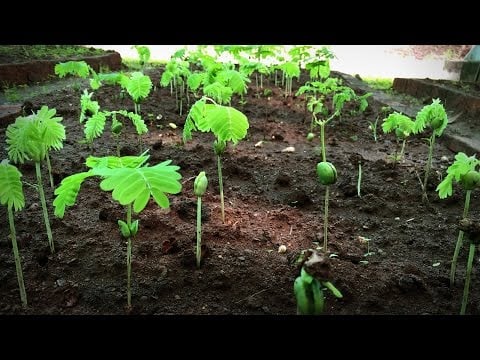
<box><xmin>1</xmin><ymin>67</ymin><xmax>479</xmax><ymax>315</ymax></box>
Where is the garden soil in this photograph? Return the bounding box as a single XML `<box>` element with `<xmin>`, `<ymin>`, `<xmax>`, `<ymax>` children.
<box><xmin>1</xmin><ymin>67</ymin><xmax>479</xmax><ymax>315</ymax></box>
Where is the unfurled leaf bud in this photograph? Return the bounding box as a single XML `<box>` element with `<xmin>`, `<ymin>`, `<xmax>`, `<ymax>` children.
<box><xmin>213</xmin><ymin>140</ymin><xmax>226</xmax><ymax>155</ymax></box>
<box><xmin>194</xmin><ymin>171</ymin><xmax>208</xmax><ymax>197</ymax></box>
<box><xmin>316</xmin><ymin>162</ymin><xmax>337</xmax><ymax>185</ymax></box>
<box><xmin>306</xmin><ymin>132</ymin><xmax>315</xmax><ymax>141</ymax></box>
<box><xmin>118</xmin><ymin>220</ymin><xmax>131</xmax><ymax>238</ymax></box>
<box><xmin>461</xmin><ymin>170</ymin><xmax>480</xmax><ymax>190</ymax></box>
<box><xmin>130</xmin><ymin>220</ymin><xmax>139</xmax><ymax>237</ymax></box>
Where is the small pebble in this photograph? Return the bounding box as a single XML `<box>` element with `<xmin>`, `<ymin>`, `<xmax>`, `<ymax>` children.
<box><xmin>174</xmin><ymin>295</ymin><xmax>181</xmax><ymax>300</ymax></box>
<box><xmin>168</xmin><ymin>123</ymin><xmax>177</xmax><ymax>129</ymax></box>
<box><xmin>238</xmin><ymin>256</ymin><xmax>246</xmax><ymax>261</ymax></box>
<box><xmin>281</xmin><ymin>146</ymin><xmax>295</xmax><ymax>153</ymax></box>
<box><xmin>441</xmin><ymin>156</ymin><xmax>449</xmax><ymax>162</ymax></box>
<box><xmin>395</xmin><ymin>217</ymin><xmax>400</xmax><ymax>221</ymax></box>
<box><xmin>278</xmin><ymin>245</ymin><xmax>287</xmax><ymax>253</ymax></box>
<box><xmin>254</xmin><ymin>141</ymin><xmax>263</xmax><ymax>148</ymax></box>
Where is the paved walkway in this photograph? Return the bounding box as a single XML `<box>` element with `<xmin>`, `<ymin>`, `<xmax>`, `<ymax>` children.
<box><xmin>88</xmin><ymin>45</ymin><xmax>460</xmax><ymax>80</ymax></box>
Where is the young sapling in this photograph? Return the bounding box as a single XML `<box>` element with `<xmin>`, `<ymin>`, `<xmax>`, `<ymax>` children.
<box><xmin>381</xmin><ymin>112</ymin><xmax>415</xmax><ymax>167</ymax></box>
<box><xmin>184</xmin><ymin>97</ymin><xmax>249</xmax><ymax>223</ymax></box>
<box><xmin>53</xmin><ymin>153</ymin><xmax>182</xmax><ymax>308</ymax></box>
<box><xmin>436</xmin><ymin>152</ymin><xmax>480</xmax><ymax>294</ymax></box>
<box><xmin>414</xmin><ymin>98</ymin><xmax>449</xmax><ymax>202</ymax></box>
<box><xmin>194</xmin><ymin>171</ymin><xmax>208</xmax><ymax>267</ymax></box>
<box><xmin>0</xmin><ymin>160</ymin><xmax>27</xmax><ymax>307</ymax></box>
<box><xmin>6</xmin><ymin>106</ymin><xmax>66</xmax><ymax>253</ymax></box>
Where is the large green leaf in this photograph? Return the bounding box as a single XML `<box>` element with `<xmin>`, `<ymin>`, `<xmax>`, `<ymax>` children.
<box><xmin>208</xmin><ymin>105</ymin><xmax>249</xmax><ymax>144</ymax></box>
<box><xmin>53</xmin><ymin>171</ymin><xmax>94</xmax><ymax>218</ymax></box>
<box><xmin>203</xmin><ymin>82</ymin><xmax>232</xmax><ymax>105</ymax></box>
<box><xmin>0</xmin><ymin>161</ymin><xmax>25</xmax><ymax>212</ymax></box>
<box><xmin>86</xmin><ymin>154</ymin><xmax>149</xmax><ymax>170</ymax></box>
<box><xmin>99</xmin><ymin>161</ymin><xmax>182</xmax><ymax>213</ymax></box>
<box><xmin>126</xmin><ymin>72</ymin><xmax>152</xmax><ymax>103</ymax></box>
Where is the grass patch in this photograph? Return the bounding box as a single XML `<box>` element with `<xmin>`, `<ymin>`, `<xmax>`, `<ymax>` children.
<box><xmin>0</xmin><ymin>45</ymin><xmax>106</xmax><ymax>64</ymax></box>
<box><xmin>122</xmin><ymin>58</ymin><xmax>166</xmax><ymax>70</ymax></box>
<box><xmin>362</xmin><ymin>77</ymin><xmax>393</xmax><ymax>90</ymax></box>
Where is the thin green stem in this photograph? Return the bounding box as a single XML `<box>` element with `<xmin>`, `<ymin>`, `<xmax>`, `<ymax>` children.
<box><xmin>450</xmin><ymin>190</ymin><xmax>471</xmax><ymax>286</ymax></box>
<box><xmin>196</xmin><ymin>196</ymin><xmax>202</xmax><ymax>268</ymax></box>
<box><xmin>320</xmin><ymin>122</ymin><xmax>326</xmax><ymax>162</ymax></box>
<box><xmin>422</xmin><ymin>132</ymin><xmax>436</xmax><ymax>202</ymax></box>
<box><xmin>460</xmin><ymin>242</ymin><xmax>476</xmax><ymax>315</ymax></box>
<box><xmin>35</xmin><ymin>162</ymin><xmax>54</xmax><ymax>253</ymax></box>
<box><xmin>126</xmin><ymin>203</ymin><xmax>132</xmax><ymax>308</ymax></box>
<box><xmin>45</xmin><ymin>152</ymin><xmax>54</xmax><ymax>189</ymax></box>
<box><xmin>357</xmin><ymin>162</ymin><xmax>362</xmax><ymax>198</ymax></box>
<box><xmin>217</xmin><ymin>155</ymin><xmax>225</xmax><ymax>223</ymax></box>
<box><xmin>8</xmin><ymin>207</ymin><xmax>27</xmax><ymax>307</ymax></box>
<box><xmin>323</xmin><ymin>186</ymin><xmax>330</xmax><ymax>252</ymax></box>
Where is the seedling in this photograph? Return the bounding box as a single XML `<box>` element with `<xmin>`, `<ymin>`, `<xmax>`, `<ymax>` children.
<box><xmin>382</xmin><ymin>112</ymin><xmax>415</xmax><ymax>167</ymax></box>
<box><xmin>124</xmin><ymin>72</ymin><xmax>153</xmax><ymax>115</ymax></box>
<box><xmin>194</xmin><ymin>171</ymin><xmax>208</xmax><ymax>267</ymax></box>
<box><xmin>370</xmin><ymin>106</ymin><xmax>391</xmax><ymax>142</ymax></box>
<box><xmin>6</xmin><ymin>106</ymin><xmax>66</xmax><ymax>253</ymax></box>
<box><xmin>184</xmin><ymin>97</ymin><xmax>249</xmax><ymax>223</ymax></box>
<box><xmin>132</xmin><ymin>45</ymin><xmax>151</xmax><ymax>69</ymax></box>
<box><xmin>414</xmin><ymin>98</ymin><xmax>448</xmax><ymax>202</ymax></box>
<box><xmin>294</xmin><ymin>250</ymin><xmax>342</xmax><ymax>315</ymax></box>
<box><xmin>53</xmin><ymin>153</ymin><xmax>182</xmax><ymax>308</ymax></box>
<box><xmin>357</xmin><ymin>161</ymin><xmax>362</xmax><ymax>198</ymax></box>
<box><xmin>436</xmin><ymin>152</ymin><xmax>480</xmax><ymax>300</ymax></box>
<box><xmin>0</xmin><ymin>160</ymin><xmax>27</xmax><ymax>307</ymax></box>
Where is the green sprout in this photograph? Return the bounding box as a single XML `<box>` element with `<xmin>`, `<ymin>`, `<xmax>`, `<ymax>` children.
<box><xmin>414</xmin><ymin>98</ymin><xmax>448</xmax><ymax>203</ymax></box>
<box><xmin>0</xmin><ymin>160</ymin><xmax>27</xmax><ymax>307</ymax></box>
<box><xmin>382</xmin><ymin>112</ymin><xmax>415</xmax><ymax>167</ymax></box>
<box><xmin>194</xmin><ymin>171</ymin><xmax>208</xmax><ymax>268</ymax></box>
<box><xmin>53</xmin><ymin>153</ymin><xmax>182</xmax><ymax>308</ymax></box>
<box><xmin>184</xmin><ymin>97</ymin><xmax>249</xmax><ymax>223</ymax></box>
<box><xmin>294</xmin><ymin>250</ymin><xmax>342</xmax><ymax>315</ymax></box>
<box><xmin>6</xmin><ymin>106</ymin><xmax>66</xmax><ymax>253</ymax></box>
<box><xmin>436</xmin><ymin>152</ymin><xmax>480</xmax><ymax>312</ymax></box>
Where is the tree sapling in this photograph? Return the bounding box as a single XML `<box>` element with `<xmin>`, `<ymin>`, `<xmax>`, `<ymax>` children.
<box><xmin>381</xmin><ymin>111</ymin><xmax>415</xmax><ymax>167</ymax></box>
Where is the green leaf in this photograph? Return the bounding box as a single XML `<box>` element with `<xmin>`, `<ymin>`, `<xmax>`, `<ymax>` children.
<box><xmin>436</xmin><ymin>152</ymin><xmax>479</xmax><ymax>198</ymax></box>
<box><xmin>382</xmin><ymin>112</ymin><xmax>415</xmax><ymax>137</ymax></box>
<box><xmin>187</xmin><ymin>72</ymin><xmax>205</xmax><ymax>92</ymax></box>
<box><xmin>203</xmin><ymin>82</ymin><xmax>233</xmax><ymax>105</ymax></box>
<box><xmin>86</xmin><ymin>154</ymin><xmax>149</xmax><ymax>171</ymax></box>
<box><xmin>117</xmin><ymin>111</ymin><xmax>148</xmax><ymax>135</ymax></box>
<box><xmin>323</xmin><ymin>281</ymin><xmax>343</xmax><ymax>298</ymax></box>
<box><xmin>216</xmin><ymin>69</ymin><xmax>250</xmax><ymax>95</ymax></box>
<box><xmin>126</xmin><ymin>72</ymin><xmax>152</xmax><ymax>103</ymax></box>
<box><xmin>208</xmin><ymin>105</ymin><xmax>249</xmax><ymax>144</ymax></box>
<box><xmin>99</xmin><ymin>161</ymin><xmax>182</xmax><ymax>213</ymax></box>
<box><xmin>0</xmin><ymin>161</ymin><xmax>25</xmax><ymax>212</ymax></box>
<box><xmin>54</xmin><ymin>61</ymin><xmax>90</xmax><ymax>79</ymax></box>
<box><xmin>84</xmin><ymin>112</ymin><xmax>106</xmax><ymax>143</ymax></box>
<box><xmin>53</xmin><ymin>171</ymin><xmax>94</xmax><ymax>218</ymax></box>
<box><xmin>414</xmin><ymin>98</ymin><xmax>448</xmax><ymax>136</ymax></box>
<box><xmin>35</xmin><ymin>106</ymin><xmax>65</xmax><ymax>151</ymax></box>
<box><xmin>6</xmin><ymin>115</ymin><xmax>46</xmax><ymax>163</ymax></box>
<box><xmin>118</xmin><ymin>220</ymin><xmax>131</xmax><ymax>238</ymax></box>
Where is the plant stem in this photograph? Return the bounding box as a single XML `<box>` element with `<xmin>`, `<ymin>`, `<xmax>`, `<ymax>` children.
<box><xmin>422</xmin><ymin>132</ymin><xmax>436</xmax><ymax>202</ymax></box>
<box><xmin>45</xmin><ymin>152</ymin><xmax>54</xmax><ymax>189</ymax></box>
<box><xmin>450</xmin><ymin>189</ymin><xmax>471</xmax><ymax>286</ymax></box>
<box><xmin>8</xmin><ymin>207</ymin><xmax>27</xmax><ymax>307</ymax></box>
<box><xmin>126</xmin><ymin>203</ymin><xmax>132</xmax><ymax>308</ymax></box>
<box><xmin>320</xmin><ymin>122</ymin><xmax>326</xmax><ymax>162</ymax></box>
<box><xmin>357</xmin><ymin>162</ymin><xmax>362</xmax><ymax>198</ymax></box>
<box><xmin>196</xmin><ymin>196</ymin><xmax>202</xmax><ymax>268</ymax></box>
<box><xmin>460</xmin><ymin>242</ymin><xmax>476</xmax><ymax>315</ymax></box>
<box><xmin>35</xmin><ymin>162</ymin><xmax>54</xmax><ymax>253</ymax></box>
<box><xmin>399</xmin><ymin>139</ymin><xmax>406</xmax><ymax>161</ymax></box>
<box><xmin>323</xmin><ymin>186</ymin><xmax>330</xmax><ymax>252</ymax></box>
<box><xmin>217</xmin><ymin>155</ymin><xmax>225</xmax><ymax>223</ymax></box>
